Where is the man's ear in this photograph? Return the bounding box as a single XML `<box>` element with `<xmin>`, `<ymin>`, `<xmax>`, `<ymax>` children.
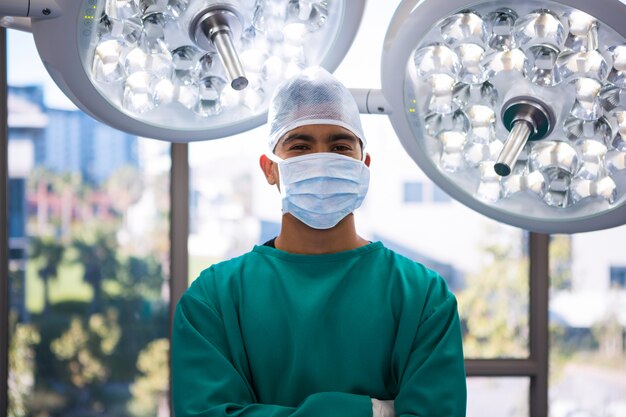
<box><xmin>364</xmin><ymin>153</ymin><xmax>371</xmax><ymax>168</ymax></box>
<box><xmin>259</xmin><ymin>154</ymin><xmax>278</xmax><ymax>185</ymax></box>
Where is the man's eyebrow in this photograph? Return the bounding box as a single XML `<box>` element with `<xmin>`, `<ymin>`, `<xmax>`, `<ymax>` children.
<box><xmin>280</xmin><ymin>133</ymin><xmax>315</xmax><ymax>145</ymax></box>
<box><xmin>328</xmin><ymin>133</ymin><xmax>359</xmax><ymax>143</ymax></box>
<box><xmin>279</xmin><ymin>132</ymin><xmax>359</xmax><ymax>147</ymax></box>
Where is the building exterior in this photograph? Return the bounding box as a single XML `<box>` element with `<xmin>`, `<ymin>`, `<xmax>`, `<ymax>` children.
<box><xmin>7</xmin><ymin>85</ymin><xmax>141</xmax><ymax>319</ymax></box>
<box><xmin>7</xmin><ymin>89</ymin><xmax>45</xmax><ymax>321</ymax></box>
<box><xmin>9</xmin><ymin>85</ymin><xmax>139</xmax><ymax>186</ymax></box>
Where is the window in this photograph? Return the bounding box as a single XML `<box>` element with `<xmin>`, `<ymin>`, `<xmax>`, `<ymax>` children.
<box><xmin>403</xmin><ymin>181</ymin><xmax>424</xmax><ymax>203</ymax></box>
<box><xmin>610</xmin><ymin>266</ymin><xmax>626</xmax><ymax>289</ymax></box>
<box><xmin>4</xmin><ymin>3</ymin><xmax>626</xmax><ymax>416</ymax></box>
<box><xmin>6</xmin><ymin>31</ymin><xmax>171</xmax><ymax>417</ymax></box>
<box><xmin>550</xmin><ymin>229</ymin><xmax>626</xmax><ymax>416</ymax></box>
<box><xmin>403</xmin><ymin>182</ymin><xmax>453</xmax><ymax>204</ymax></box>
<box><xmin>467</xmin><ymin>378</ymin><xmax>529</xmax><ymax>417</ymax></box>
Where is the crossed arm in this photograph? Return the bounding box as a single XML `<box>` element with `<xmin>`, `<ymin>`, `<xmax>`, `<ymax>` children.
<box><xmin>171</xmin><ymin>286</ymin><xmax>466</xmax><ymax>417</ymax></box>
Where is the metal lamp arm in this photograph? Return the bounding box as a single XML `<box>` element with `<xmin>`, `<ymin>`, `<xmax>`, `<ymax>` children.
<box><xmin>0</xmin><ymin>0</ymin><xmax>61</xmax><ymax>19</ymax></box>
<box><xmin>0</xmin><ymin>16</ymin><xmax>32</xmax><ymax>32</ymax></box>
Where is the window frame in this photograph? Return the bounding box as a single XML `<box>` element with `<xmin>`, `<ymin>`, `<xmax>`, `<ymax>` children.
<box><xmin>464</xmin><ymin>233</ymin><xmax>549</xmax><ymax>417</ymax></box>
<box><xmin>1</xmin><ymin>27</ymin><xmax>10</xmax><ymax>417</ymax></box>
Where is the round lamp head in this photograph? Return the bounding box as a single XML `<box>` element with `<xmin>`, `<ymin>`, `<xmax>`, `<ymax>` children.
<box><xmin>382</xmin><ymin>0</ymin><xmax>626</xmax><ymax>233</ymax></box>
<box><xmin>28</xmin><ymin>0</ymin><xmax>365</xmax><ymax>142</ymax></box>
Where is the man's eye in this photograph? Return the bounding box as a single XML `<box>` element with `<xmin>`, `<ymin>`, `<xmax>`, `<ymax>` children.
<box><xmin>332</xmin><ymin>145</ymin><xmax>352</xmax><ymax>151</ymax></box>
<box><xmin>289</xmin><ymin>144</ymin><xmax>309</xmax><ymax>150</ymax></box>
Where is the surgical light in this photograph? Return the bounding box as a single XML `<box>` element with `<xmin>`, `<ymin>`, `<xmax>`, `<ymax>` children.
<box><xmin>382</xmin><ymin>0</ymin><xmax>626</xmax><ymax>232</ymax></box>
<box><xmin>0</xmin><ymin>0</ymin><xmax>365</xmax><ymax>141</ymax></box>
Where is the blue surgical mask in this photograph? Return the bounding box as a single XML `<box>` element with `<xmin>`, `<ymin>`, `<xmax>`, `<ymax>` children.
<box><xmin>276</xmin><ymin>152</ymin><xmax>370</xmax><ymax>229</ymax></box>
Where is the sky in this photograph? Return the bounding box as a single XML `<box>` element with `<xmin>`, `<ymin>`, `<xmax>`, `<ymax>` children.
<box><xmin>7</xmin><ymin>29</ymin><xmax>78</xmax><ymax>109</ymax></box>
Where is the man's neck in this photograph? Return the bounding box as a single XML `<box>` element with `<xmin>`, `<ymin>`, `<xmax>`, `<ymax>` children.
<box><xmin>274</xmin><ymin>214</ymin><xmax>370</xmax><ymax>255</ymax></box>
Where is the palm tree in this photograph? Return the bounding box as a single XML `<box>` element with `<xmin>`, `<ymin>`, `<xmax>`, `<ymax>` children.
<box><xmin>104</xmin><ymin>165</ymin><xmax>144</xmax><ymax>229</ymax></box>
<box><xmin>52</xmin><ymin>172</ymin><xmax>83</xmax><ymax>244</ymax></box>
<box><xmin>26</xmin><ymin>167</ymin><xmax>54</xmax><ymax>236</ymax></box>
<box><xmin>29</xmin><ymin>236</ymin><xmax>65</xmax><ymax>313</ymax></box>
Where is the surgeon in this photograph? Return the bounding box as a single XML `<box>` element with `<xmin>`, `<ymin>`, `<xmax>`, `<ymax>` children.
<box><xmin>172</xmin><ymin>67</ymin><xmax>467</xmax><ymax>417</ymax></box>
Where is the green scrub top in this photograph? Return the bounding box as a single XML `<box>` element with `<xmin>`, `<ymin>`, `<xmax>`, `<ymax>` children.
<box><xmin>172</xmin><ymin>241</ymin><xmax>466</xmax><ymax>417</ymax></box>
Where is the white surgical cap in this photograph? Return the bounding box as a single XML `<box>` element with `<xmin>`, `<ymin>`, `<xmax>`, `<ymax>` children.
<box><xmin>267</xmin><ymin>66</ymin><xmax>366</xmax><ymax>153</ymax></box>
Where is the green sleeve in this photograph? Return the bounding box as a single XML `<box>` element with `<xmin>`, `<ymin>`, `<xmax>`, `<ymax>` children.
<box><xmin>172</xmin><ymin>291</ymin><xmax>373</xmax><ymax>417</ymax></box>
<box><xmin>394</xmin><ymin>279</ymin><xmax>467</xmax><ymax>417</ymax></box>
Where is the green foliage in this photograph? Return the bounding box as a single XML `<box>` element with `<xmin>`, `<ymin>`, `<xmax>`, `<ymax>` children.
<box><xmin>457</xmin><ymin>224</ymin><xmax>529</xmax><ymax>358</ymax></box>
<box><xmin>549</xmin><ymin>235</ymin><xmax>572</xmax><ymax>291</ymax></box>
<box><xmin>105</xmin><ymin>165</ymin><xmax>144</xmax><ymax>215</ymax></box>
<box><xmin>18</xmin><ymin>166</ymin><xmax>170</xmax><ymax>416</ymax></box>
<box><xmin>116</xmin><ymin>255</ymin><xmax>165</xmax><ymax>301</ymax></box>
<box><xmin>70</xmin><ymin>227</ymin><xmax>120</xmax><ymax>313</ymax></box>
<box><xmin>591</xmin><ymin>314</ymin><xmax>624</xmax><ymax>358</ymax></box>
<box><xmin>52</xmin><ymin>171</ymin><xmax>84</xmax><ymax>243</ymax></box>
<box><xmin>25</xmin><ymin>260</ymin><xmax>92</xmax><ymax>313</ymax></box>
<box><xmin>8</xmin><ymin>313</ymin><xmax>41</xmax><ymax>417</ymax></box>
<box><xmin>27</xmin><ymin>297</ymin><xmax>168</xmax><ymax>416</ymax></box>
<box><xmin>128</xmin><ymin>339</ymin><xmax>169</xmax><ymax>417</ymax></box>
<box><xmin>50</xmin><ymin>309</ymin><xmax>121</xmax><ymax>389</ymax></box>
<box><xmin>29</xmin><ymin>235</ymin><xmax>66</xmax><ymax>312</ymax></box>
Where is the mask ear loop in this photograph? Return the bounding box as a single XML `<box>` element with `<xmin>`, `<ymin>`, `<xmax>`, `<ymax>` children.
<box><xmin>265</xmin><ymin>151</ymin><xmax>284</xmax><ymax>164</ymax></box>
<box><xmin>358</xmin><ymin>139</ymin><xmax>366</xmax><ymax>162</ymax></box>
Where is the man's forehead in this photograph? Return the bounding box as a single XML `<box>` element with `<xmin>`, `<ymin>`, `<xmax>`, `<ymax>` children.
<box><xmin>278</xmin><ymin>124</ymin><xmax>358</xmax><ymax>143</ymax></box>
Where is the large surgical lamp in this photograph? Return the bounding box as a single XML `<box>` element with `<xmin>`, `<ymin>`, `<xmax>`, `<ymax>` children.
<box><xmin>381</xmin><ymin>0</ymin><xmax>626</xmax><ymax>233</ymax></box>
<box><xmin>0</xmin><ymin>0</ymin><xmax>365</xmax><ymax>141</ymax></box>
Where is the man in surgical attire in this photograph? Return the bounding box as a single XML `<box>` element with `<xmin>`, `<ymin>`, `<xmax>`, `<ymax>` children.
<box><xmin>172</xmin><ymin>67</ymin><xmax>467</xmax><ymax>417</ymax></box>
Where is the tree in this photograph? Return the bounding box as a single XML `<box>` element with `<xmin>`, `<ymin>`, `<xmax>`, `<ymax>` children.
<box><xmin>118</xmin><ymin>255</ymin><xmax>165</xmax><ymax>301</ymax></box>
<box><xmin>52</xmin><ymin>172</ymin><xmax>83</xmax><ymax>243</ymax></box>
<box><xmin>457</xmin><ymin>224</ymin><xmax>529</xmax><ymax>358</ymax></box>
<box><xmin>29</xmin><ymin>236</ymin><xmax>65</xmax><ymax>313</ymax></box>
<box><xmin>50</xmin><ymin>309</ymin><xmax>122</xmax><ymax>413</ymax></box>
<box><xmin>8</xmin><ymin>313</ymin><xmax>41</xmax><ymax>417</ymax></box>
<box><xmin>549</xmin><ymin>235</ymin><xmax>572</xmax><ymax>291</ymax></box>
<box><xmin>70</xmin><ymin>228</ymin><xmax>119</xmax><ymax>313</ymax></box>
<box><xmin>128</xmin><ymin>338</ymin><xmax>169</xmax><ymax>417</ymax></box>
<box><xmin>104</xmin><ymin>165</ymin><xmax>144</xmax><ymax>229</ymax></box>
<box><xmin>26</xmin><ymin>167</ymin><xmax>54</xmax><ymax>236</ymax></box>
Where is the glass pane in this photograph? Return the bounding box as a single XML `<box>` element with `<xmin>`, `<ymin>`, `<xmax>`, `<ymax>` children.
<box><xmin>467</xmin><ymin>377</ymin><xmax>529</xmax><ymax>417</ymax></box>
<box><xmin>550</xmin><ymin>227</ymin><xmax>626</xmax><ymax>417</ymax></box>
<box><xmin>7</xmin><ymin>30</ymin><xmax>171</xmax><ymax>417</ymax></box>
<box><xmin>188</xmin><ymin>127</ymin><xmax>270</xmax><ymax>283</ymax></box>
<box><xmin>403</xmin><ymin>181</ymin><xmax>424</xmax><ymax>203</ymax></box>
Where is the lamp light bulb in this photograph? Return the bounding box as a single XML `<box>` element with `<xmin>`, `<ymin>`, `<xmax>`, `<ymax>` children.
<box><xmin>387</xmin><ymin>0</ymin><xmax>626</xmax><ymax>230</ymax></box>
